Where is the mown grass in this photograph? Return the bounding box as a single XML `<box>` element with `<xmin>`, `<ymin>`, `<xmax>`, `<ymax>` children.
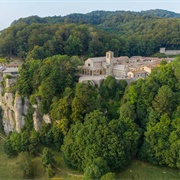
<box><xmin>118</xmin><ymin>159</ymin><xmax>180</xmax><ymax>180</ymax></box>
<box><xmin>0</xmin><ymin>138</ymin><xmax>83</xmax><ymax>180</ymax></box>
<box><xmin>0</xmin><ymin>138</ymin><xmax>23</xmax><ymax>179</ymax></box>
<box><xmin>52</xmin><ymin>150</ymin><xmax>83</xmax><ymax>180</ymax></box>
<box><xmin>0</xmin><ymin>137</ymin><xmax>180</xmax><ymax>180</ymax></box>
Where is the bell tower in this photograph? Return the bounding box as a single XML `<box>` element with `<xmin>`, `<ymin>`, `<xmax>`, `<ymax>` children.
<box><xmin>106</xmin><ymin>51</ymin><xmax>114</xmax><ymax>64</ymax></box>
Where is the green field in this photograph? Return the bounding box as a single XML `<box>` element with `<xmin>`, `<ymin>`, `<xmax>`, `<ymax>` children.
<box><xmin>0</xmin><ymin>137</ymin><xmax>180</xmax><ymax>179</ymax></box>
<box><xmin>0</xmin><ymin>138</ymin><xmax>83</xmax><ymax>180</ymax></box>
<box><xmin>0</xmin><ymin>138</ymin><xmax>23</xmax><ymax>179</ymax></box>
<box><xmin>118</xmin><ymin>160</ymin><xmax>180</xmax><ymax>180</ymax></box>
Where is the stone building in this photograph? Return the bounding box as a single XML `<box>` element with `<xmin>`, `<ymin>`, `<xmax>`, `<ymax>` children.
<box><xmin>128</xmin><ymin>56</ymin><xmax>143</xmax><ymax>63</ymax></box>
<box><xmin>127</xmin><ymin>70</ymin><xmax>147</xmax><ymax>79</ymax></box>
<box><xmin>80</xmin><ymin>51</ymin><xmax>175</xmax><ymax>86</ymax></box>
<box><xmin>82</xmin><ymin>51</ymin><xmax>128</xmax><ymax>78</ymax></box>
<box><xmin>112</xmin><ymin>65</ymin><xmax>128</xmax><ymax>78</ymax></box>
<box><xmin>160</xmin><ymin>47</ymin><xmax>180</xmax><ymax>55</ymax></box>
<box><xmin>3</xmin><ymin>68</ymin><xmax>19</xmax><ymax>77</ymax></box>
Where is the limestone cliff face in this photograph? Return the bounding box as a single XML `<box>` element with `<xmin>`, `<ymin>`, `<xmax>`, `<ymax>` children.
<box><xmin>14</xmin><ymin>94</ymin><xmax>24</xmax><ymax>132</ymax></box>
<box><xmin>0</xmin><ymin>77</ymin><xmax>27</xmax><ymax>133</ymax></box>
<box><xmin>23</xmin><ymin>98</ymin><xmax>29</xmax><ymax>115</ymax></box>
<box><xmin>43</xmin><ymin>114</ymin><xmax>52</xmax><ymax>124</ymax></box>
<box><xmin>3</xmin><ymin>108</ymin><xmax>15</xmax><ymax>134</ymax></box>
<box><xmin>33</xmin><ymin>110</ymin><xmax>41</xmax><ymax>131</ymax></box>
<box><xmin>0</xmin><ymin>78</ymin><xmax>52</xmax><ymax>134</ymax></box>
<box><xmin>1</xmin><ymin>93</ymin><xmax>28</xmax><ymax>133</ymax></box>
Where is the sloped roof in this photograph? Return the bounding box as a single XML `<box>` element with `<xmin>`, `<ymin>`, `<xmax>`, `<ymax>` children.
<box><xmin>118</xmin><ymin>56</ymin><xmax>129</xmax><ymax>60</ymax></box>
<box><xmin>6</xmin><ymin>63</ymin><xmax>21</xmax><ymax>67</ymax></box>
<box><xmin>3</xmin><ymin>68</ymin><xmax>18</xmax><ymax>73</ymax></box>
<box><xmin>129</xmin><ymin>56</ymin><xmax>143</xmax><ymax>60</ymax></box>
<box><xmin>133</xmin><ymin>70</ymin><xmax>147</xmax><ymax>74</ymax></box>
<box><xmin>87</xmin><ymin>57</ymin><xmax>106</xmax><ymax>62</ymax></box>
<box><xmin>113</xmin><ymin>65</ymin><xmax>127</xmax><ymax>70</ymax></box>
<box><xmin>83</xmin><ymin>66</ymin><xmax>104</xmax><ymax>70</ymax></box>
<box><xmin>128</xmin><ymin>70</ymin><xmax>146</xmax><ymax>74</ymax></box>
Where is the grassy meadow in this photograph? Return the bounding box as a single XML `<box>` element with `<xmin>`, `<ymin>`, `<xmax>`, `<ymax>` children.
<box><xmin>0</xmin><ymin>138</ymin><xmax>23</xmax><ymax>179</ymax></box>
<box><xmin>118</xmin><ymin>159</ymin><xmax>180</xmax><ymax>180</ymax></box>
<box><xmin>0</xmin><ymin>137</ymin><xmax>180</xmax><ymax>179</ymax></box>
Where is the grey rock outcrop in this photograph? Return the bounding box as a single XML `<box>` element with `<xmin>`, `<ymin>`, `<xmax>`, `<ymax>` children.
<box><xmin>0</xmin><ymin>78</ymin><xmax>51</xmax><ymax>134</ymax></box>
<box><xmin>23</xmin><ymin>98</ymin><xmax>30</xmax><ymax>115</ymax></box>
<box><xmin>3</xmin><ymin>108</ymin><xmax>15</xmax><ymax>134</ymax></box>
<box><xmin>14</xmin><ymin>94</ymin><xmax>24</xmax><ymax>132</ymax></box>
<box><xmin>6</xmin><ymin>78</ymin><xmax>17</xmax><ymax>89</ymax></box>
<box><xmin>43</xmin><ymin>114</ymin><xmax>52</xmax><ymax>124</ymax></box>
<box><xmin>4</xmin><ymin>93</ymin><xmax>14</xmax><ymax>110</ymax></box>
<box><xmin>33</xmin><ymin>110</ymin><xmax>41</xmax><ymax>131</ymax></box>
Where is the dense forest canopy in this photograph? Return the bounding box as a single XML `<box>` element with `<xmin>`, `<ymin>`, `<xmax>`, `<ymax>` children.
<box><xmin>0</xmin><ymin>9</ymin><xmax>180</xmax><ymax>60</ymax></box>
<box><xmin>121</xmin><ymin>57</ymin><xmax>180</xmax><ymax>168</ymax></box>
<box><xmin>140</xmin><ymin>9</ymin><xmax>180</xmax><ymax>18</ymax></box>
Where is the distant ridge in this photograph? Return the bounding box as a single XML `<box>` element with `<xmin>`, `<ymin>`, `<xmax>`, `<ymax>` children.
<box><xmin>11</xmin><ymin>9</ymin><xmax>180</xmax><ymax>26</ymax></box>
<box><xmin>140</xmin><ymin>9</ymin><xmax>180</xmax><ymax>18</ymax></box>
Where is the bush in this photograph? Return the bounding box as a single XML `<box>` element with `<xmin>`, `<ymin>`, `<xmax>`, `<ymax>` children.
<box><xmin>101</xmin><ymin>172</ymin><xmax>116</xmax><ymax>180</ymax></box>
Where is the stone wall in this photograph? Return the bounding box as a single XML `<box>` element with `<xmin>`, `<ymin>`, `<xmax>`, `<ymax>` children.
<box><xmin>160</xmin><ymin>48</ymin><xmax>180</xmax><ymax>55</ymax></box>
<box><xmin>164</xmin><ymin>50</ymin><xmax>180</xmax><ymax>55</ymax></box>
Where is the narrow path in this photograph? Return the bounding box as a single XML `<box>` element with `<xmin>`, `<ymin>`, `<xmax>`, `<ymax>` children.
<box><xmin>52</xmin><ymin>163</ymin><xmax>83</xmax><ymax>177</ymax></box>
<box><xmin>38</xmin><ymin>153</ymin><xmax>83</xmax><ymax>177</ymax></box>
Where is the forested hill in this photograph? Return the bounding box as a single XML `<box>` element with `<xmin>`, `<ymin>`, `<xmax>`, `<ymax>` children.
<box><xmin>140</xmin><ymin>9</ymin><xmax>180</xmax><ymax>18</ymax></box>
<box><xmin>0</xmin><ymin>9</ymin><xmax>180</xmax><ymax>60</ymax></box>
<box><xmin>11</xmin><ymin>9</ymin><xmax>180</xmax><ymax>26</ymax></box>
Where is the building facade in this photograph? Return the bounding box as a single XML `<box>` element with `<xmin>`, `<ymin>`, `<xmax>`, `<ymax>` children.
<box><xmin>80</xmin><ymin>51</ymin><xmax>175</xmax><ymax>86</ymax></box>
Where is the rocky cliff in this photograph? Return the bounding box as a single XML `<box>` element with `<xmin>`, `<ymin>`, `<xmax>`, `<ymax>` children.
<box><xmin>1</xmin><ymin>92</ymin><xmax>27</xmax><ymax>133</ymax></box>
<box><xmin>0</xmin><ymin>77</ymin><xmax>52</xmax><ymax>134</ymax></box>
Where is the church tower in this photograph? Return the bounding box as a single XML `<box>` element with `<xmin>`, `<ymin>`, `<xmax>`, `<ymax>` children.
<box><xmin>106</xmin><ymin>51</ymin><xmax>114</xmax><ymax>64</ymax></box>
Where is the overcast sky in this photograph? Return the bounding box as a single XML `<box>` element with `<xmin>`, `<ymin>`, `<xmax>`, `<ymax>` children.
<box><xmin>0</xmin><ymin>0</ymin><xmax>180</xmax><ymax>30</ymax></box>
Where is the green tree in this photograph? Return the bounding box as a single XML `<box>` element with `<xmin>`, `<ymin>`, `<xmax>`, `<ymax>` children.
<box><xmin>21</xmin><ymin>131</ymin><xmax>30</xmax><ymax>152</ymax></box>
<box><xmin>26</xmin><ymin>45</ymin><xmax>50</xmax><ymax>60</ymax></box>
<box><xmin>143</xmin><ymin>114</ymin><xmax>171</xmax><ymax>165</ymax></box>
<box><xmin>152</xmin><ymin>85</ymin><xmax>175</xmax><ymax>115</ymax></box>
<box><xmin>41</xmin><ymin>148</ymin><xmax>55</xmax><ymax>167</ymax></box>
<box><xmin>51</xmin><ymin>123</ymin><xmax>64</xmax><ymax>151</ymax></box>
<box><xmin>28</xmin><ymin>129</ymin><xmax>40</xmax><ymax>155</ymax></box>
<box><xmin>160</xmin><ymin>60</ymin><xmax>167</xmax><ymax>65</ymax></box>
<box><xmin>39</xmin><ymin>124</ymin><xmax>53</xmax><ymax>146</ymax></box>
<box><xmin>84</xmin><ymin>157</ymin><xmax>110</xmax><ymax>179</ymax></box>
<box><xmin>45</xmin><ymin>164</ymin><xmax>55</xmax><ymax>177</ymax></box>
<box><xmin>71</xmin><ymin>83</ymin><xmax>98</xmax><ymax>122</ymax></box>
<box><xmin>10</xmin><ymin>132</ymin><xmax>22</xmax><ymax>153</ymax></box>
<box><xmin>100</xmin><ymin>75</ymin><xmax>117</xmax><ymax>99</ymax></box>
<box><xmin>4</xmin><ymin>135</ymin><xmax>17</xmax><ymax>157</ymax></box>
<box><xmin>64</xmin><ymin>35</ymin><xmax>83</xmax><ymax>56</ymax></box>
<box><xmin>50</xmin><ymin>87</ymin><xmax>73</xmax><ymax>135</ymax></box>
<box><xmin>120</xmin><ymin>103</ymin><xmax>136</xmax><ymax>122</ymax></box>
<box><xmin>168</xmin><ymin>118</ymin><xmax>180</xmax><ymax>168</ymax></box>
<box><xmin>101</xmin><ymin>172</ymin><xmax>116</xmax><ymax>180</ymax></box>
<box><xmin>62</xmin><ymin>110</ymin><xmax>140</xmax><ymax>171</ymax></box>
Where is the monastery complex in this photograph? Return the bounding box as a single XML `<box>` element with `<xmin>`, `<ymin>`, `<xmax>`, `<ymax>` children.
<box><xmin>79</xmin><ymin>51</ymin><xmax>174</xmax><ymax>86</ymax></box>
